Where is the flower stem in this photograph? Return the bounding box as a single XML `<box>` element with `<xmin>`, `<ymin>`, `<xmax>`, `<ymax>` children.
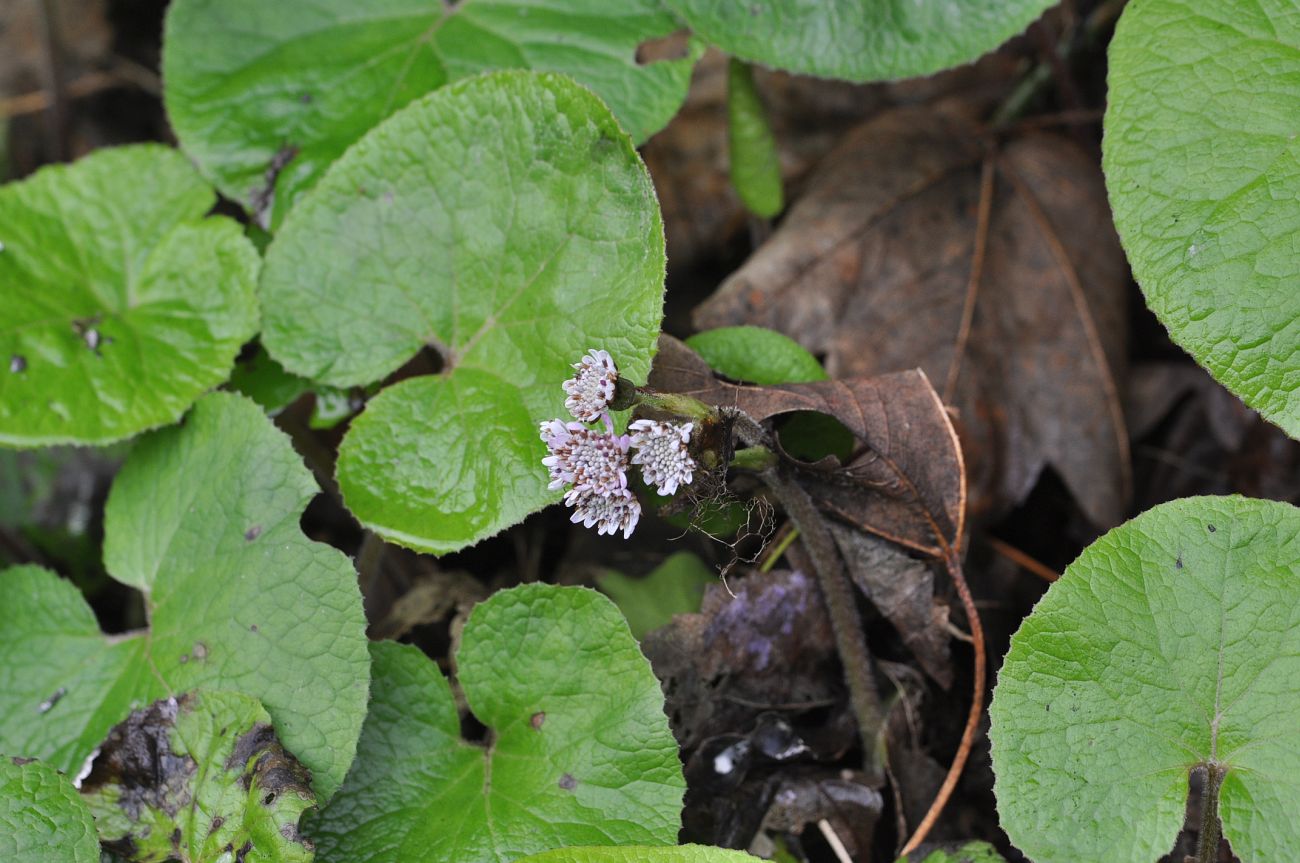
<box><xmin>760</xmin><ymin>463</ymin><xmax>885</xmax><ymax>778</ymax></box>
<box><xmin>631</xmin><ymin>388</ymin><xmax>718</xmax><ymax>423</ymax></box>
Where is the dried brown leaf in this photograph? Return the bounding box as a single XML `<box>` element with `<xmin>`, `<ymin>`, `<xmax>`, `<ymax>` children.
<box><xmin>649</xmin><ymin>335</ymin><xmax>965</xmax><ymax>557</ymax></box>
<box><xmin>694</xmin><ymin>106</ymin><xmax>1130</xmax><ymax>527</ymax></box>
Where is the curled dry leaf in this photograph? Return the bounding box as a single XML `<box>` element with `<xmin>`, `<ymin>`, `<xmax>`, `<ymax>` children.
<box><xmin>694</xmin><ymin>106</ymin><xmax>1130</xmax><ymax>527</ymax></box>
<box><xmin>828</xmin><ymin>524</ymin><xmax>952</xmax><ymax>688</ymax></box>
<box><xmin>649</xmin><ymin>335</ymin><xmax>965</xmax><ymax>557</ymax></box>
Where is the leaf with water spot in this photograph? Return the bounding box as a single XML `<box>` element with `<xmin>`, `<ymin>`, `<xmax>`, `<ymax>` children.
<box><xmin>260</xmin><ymin>72</ymin><xmax>666</xmax><ymax>554</ymax></box>
<box><xmin>0</xmin><ymin>757</ymin><xmax>99</xmax><ymax>863</ymax></box>
<box><xmin>81</xmin><ymin>691</ymin><xmax>314</xmax><ymax>863</ymax></box>
<box><xmin>307</xmin><ymin>584</ymin><xmax>685</xmax><ymax>863</ymax></box>
<box><xmin>990</xmin><ymin>496</ymin><xmax>1300</xmax><ymax>861</ymax></box>
<box><xmin>0</xmin><ymin>146</ymin><xmax>259</xmax><ymax>447</ymax></box>
<box><xmin>1104</xmin><ymin>0</ymin><xmax>1300</xmax><ymax>439</ymax></box>
<box><xmin>0</xmin><ymin>393</ymin><xmax>369</xmax><ymax>800</ymax></box>
<box><xmin>163</xmin><ymin>0</ymin><xmax>700</xmax><ymax>224</ymax></box>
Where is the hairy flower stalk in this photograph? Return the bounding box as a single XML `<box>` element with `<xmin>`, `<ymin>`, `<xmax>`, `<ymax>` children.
<box><xmin>562</xmin><ymin>349</ymin><xmax>619</xmax><ymax>422</ymax></box>
<box><xmin>629</xmin><ymin>419</ymin><xmax>696</xmax><ymax>496</ymax></box>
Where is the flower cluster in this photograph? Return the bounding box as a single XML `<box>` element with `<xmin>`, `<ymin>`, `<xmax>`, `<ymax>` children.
<box><xmin>541</xmin><ymin>350</ymin><xmax>696</xmax><ymax>538</ymax></box>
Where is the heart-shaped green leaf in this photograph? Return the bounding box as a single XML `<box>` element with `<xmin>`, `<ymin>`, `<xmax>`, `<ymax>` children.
<box><xmin>516</xmin><ymin>847</ymin><xmax>760</xmax><ymax>863</ymax></box>
<box><xmin>163</xmin><ymin>0</ymin><xmax>699</xmax><ymax>224</ymax></box>
<box><xmin>990</xmin><ymin>496</ymin><xmax>1300</xmax><ymax>861</ymax></box>
<box><xmin>308</xmin><ymin>584</ymin><xmax>685</xmax><ymax>863</ymax></box>
<box><xmin>82</xmin><ymin>690</ymin><xmax>314</xmax><ymax>863</ymax></box>
<box><xmin>0</xmin><ymin>392</ymin><xmax>369</xmax><ymax>799</ymax></box>
<box><xmin>0</xmin><ymin>757</ymin><xmax>99</xmax><ymax>863</ymax></box>
<box><xmin>260</xmin><ymin>71</ymin><xmax>665</xmax><ymax>554</ymax></box>
<box><xmin>663</xmin><ymin>0</ymin><xmax>1055</xmax><ymax>82</ymax></box>
<box><xmin>1104</xmin><ymin>0</ymin><xmax>1300</xmax><ymax>438</ymax></box>
<box><xmin>0</xmin><ymin>146</ymin><xmax>259</xmax><ymax>447</ymax></box>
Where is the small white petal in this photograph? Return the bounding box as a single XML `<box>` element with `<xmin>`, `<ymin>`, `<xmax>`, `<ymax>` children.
<box><xmin>630</xmin><ymin>419</ymin><xmax>696</xmax><ymax>497</ymax></box>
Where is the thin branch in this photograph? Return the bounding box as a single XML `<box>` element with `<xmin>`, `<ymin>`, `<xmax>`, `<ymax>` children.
<box><xmin>899</xmin><ymin>550</ymin><xmax>986</xmax><ymax>856</ymax></box>
<box><xmin>34</xmin><ymin>0</ymin><xmax>68</xmax><ymax>159</ymax></box>
<box><xmin>817</xmin><ymin>819</ymin><xmax>854</xmax><ymax>863</ymax></box>
<box><xmin>987</xmin><ymin>536</ymin><xmax>1059</xmax><ymax>583</ymax></box>
<box><xmin>943</xmin><ymin>155</ymin><xmax>996</xmax><ymax>403</ymax></box>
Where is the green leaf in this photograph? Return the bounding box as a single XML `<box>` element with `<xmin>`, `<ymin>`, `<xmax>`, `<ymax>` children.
<box><xmin>0</xmin><ymin>392</ymin><xmax>369</xmax><ymax>800</ymax></box>
<box><xmin>726</xmin><ymin>60</ymin><xmax>782</xmax><ymax>218</ymax></box>
<box><xmin>227</xmin><ymin>347</ymin><xmax>310</xmax><ymax>416</ymax></box>
<box><xmin>683</xmin><ymin>328</ymin><xmax>850</xmax><ymax>461</ymax></box>
<box><xmin>261</xmin><ymin>71</ymin><xmax>665</xmax><ymax>554</ymax></box>
<box><xmin>163</xmin><ymin>0</ymin><xmax>700</xmax><ymax>223</ymax></box>
<box><xmin>990</xmin><ymin>496</ymin><xmax>1300</xmax><ymax>862</ymax></box>
<box><xmin>82</xmin><ymin>691</ymin><xmax>314</xmax><ymax>863</ymax></box>
<box><xmin>685</xmin><ymin>326</ymin><xmax>827</xmax><ymax>386</ymax></box>
<box><xmin>1103</xmin><ymin>0</ymin><xmax>1300</xmax><ymax>439</ymax></box>
<box><xmin>515</xmin><ymin>847</ymin><xmax>761</xmax><ymax>863</ymax></box>
<box><xmin>597</xmin><ymin>551</ymin><xmax>715</xmax><ymax>639</ymax></box>
<box><xmin>0</xmin><ymin>145</ymin><xmax>260</xmax><ymax>447</ymax></box>
<box><xmin>0</xmin><ymin>757</ymin><xmax>99</xmax><ymax>863</ymax></box>
<box><xmin>663</xmin><ymin>0</ymin><xmax>1055</xmax><ymax>82</ymax></box>
<box><xmin>308</xmin><ymin>584</ymin><xmax>685</xmax><ymax>863</ymax></box>
<box><xmin>897</xmin><ymin>841</ymin><xmax>1007</xmax><ymax>863</ymax></box>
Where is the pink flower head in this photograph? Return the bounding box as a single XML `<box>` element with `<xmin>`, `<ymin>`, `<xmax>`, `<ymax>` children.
<box><xmin>629</xmin><ymin>419</ymin><xmax>696</xmax><ymax>496</ymax></box>
<box><xmin>565</xmin><ymin>487</ymin><xmax>642</xmax><ymax>539</ymax></box>
<box><xmin>563</xmin><ymin>349</ymin><xmax>619</xmax><ymax>422</ymax></box>
<box><xmin>541</xmin><ymin>420</ymin><xmax>630</xmax><ymax>494</ymax></box>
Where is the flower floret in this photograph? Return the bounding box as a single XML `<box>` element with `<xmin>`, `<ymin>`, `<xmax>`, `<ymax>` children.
<box><xmin>629</xmin><ymin>419</ymin><xmax>696</xmax><ymax>496</ymax></box>
<box><xmin>541</xmin><ymin>420</ymin><xmax>629</xmax><ymax>494</ymax></box>
<box><xmin>565</xmin><ymin>487</ymin><xmax>642</xmax><ymax>539</ymax></box>
<box><xmin>562</xmin><ymin>349</ymin><xmax>619</xmax><ymax>422</ymax></box>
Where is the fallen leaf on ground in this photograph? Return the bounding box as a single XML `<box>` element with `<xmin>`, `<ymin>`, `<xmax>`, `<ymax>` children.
<box><xmin>694</xmin><ymin>106</ymin><xmax>1130</xmax><ymax>528</ymax></box>
<box><xmin>649</xmin><ymin>335</ymin><xmax>965</xmax><ymax>557</ymax></box>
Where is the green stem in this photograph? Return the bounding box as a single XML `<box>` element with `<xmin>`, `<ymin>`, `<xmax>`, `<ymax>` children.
<box><xmin>1194</xmin><ymin>763</ymin><xmax>1226</xmax><ymax>863</ymax></box>
<box><xmin>759</xmin><ymin>526</ymin><xmax>800</xmax><ymax>574</ymax></box>
<box><xmin>632</xmin><ymin>389</ymin><xmax>717</xmax><ymax>423</ymax></box>
<box><xmin>730</xmin><ymin>445</ymin><xmax>778</xmax><ymax>471</ymax></box>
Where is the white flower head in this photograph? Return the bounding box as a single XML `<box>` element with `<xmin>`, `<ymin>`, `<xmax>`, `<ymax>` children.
<box><xmin>630</xmin><ymin>419</ymin><xmax>696</xmax><ymax>496</ymax></box>
<box><xmin>565</xmin><ymin>487</ymin><xmax>642</xmax><ymax>539</ymax></box>
<box><xmin>541</xmin><ymin>420</ymin><xmax>630</xmax><ymax>494</ymax></box>
<box><xmin>563</xmin><ymin>349</ymin><xmax>619</xmax><ymax>422</ymax></box>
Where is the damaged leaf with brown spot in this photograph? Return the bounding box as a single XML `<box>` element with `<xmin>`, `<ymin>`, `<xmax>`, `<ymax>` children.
<box><xmin>81</xmin><ymin>690</ymin><xmax>315</xmax><ymax>863</ymax></box>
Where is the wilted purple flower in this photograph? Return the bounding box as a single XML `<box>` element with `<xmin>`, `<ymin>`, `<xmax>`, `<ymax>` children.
<box><xmin>629</xmin><ymin>419</ymin><xmax>696</xmax><ymax>496</ymax></box>
<box><xmin>565</xmin><ymin>487</ymin><xmax>641</xmax><ymax>538</ymax></box>
<box><xmin>541</xmin><ymin>420</ymin><xmax>629</xmax><ymax>494</ymax></box>
<box><xmin>563</xmin><ymin>349</ymin><xmax>619</xmax><ymax>422</ymax></box>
